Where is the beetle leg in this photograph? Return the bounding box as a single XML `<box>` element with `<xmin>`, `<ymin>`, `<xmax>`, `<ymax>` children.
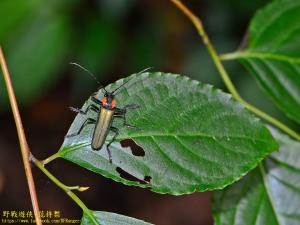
<box><xmin>107</xmin><ymin>126</ymin><xmax>119</xmax><ymax>163</ymax></box>
<box><xmin>113</xmin><ymin>114</ymin><xmax>140</xmax><ymax>130</ymax></box>
<box><xmin>114</xmin><ymin>103</ymin><xmax>140</xmax><ymax>131</ymax></box>
<box><xmin>91</xmin><ymin>96</ymin><xmax>102</xmax><ymax>105</ymax></box>
<box><xmin>70</xmin><ymin>94</ymin><xmax>102</xmax><ymax>114</ymax></box>
<box><xmin>66</xmin><ymin>118</ymin><xmax>96</xmax><ymax>138</ymax></box>
<box><xmin>114</xmin><ymin>109</ymin><xmax>125</xmax><ymax>114</ymax></box>
<box><xmin>115</xmin><ymin>103</ymin><xmax>140</xmax><ymax>114</ymax></box>
<box><xmin>69</xmin><ymin>104</ymin><xmax>99</xmax><ymax>115</ymax></box>
<box><xmin>123</xmin><ymin>103</ymin><xmax>140</xmax><ymax>110</ymax></box>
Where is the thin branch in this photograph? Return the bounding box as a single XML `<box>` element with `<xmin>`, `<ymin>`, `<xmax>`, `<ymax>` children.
<box><xmin>31</xmin><ymin>156</ymin><xmax>99</xmax><ymax>225</ymax></box>
<box><xmin>170</xmin><ymin>0</ymin><xmax>300</xmax><ymax>141</ymax></box>
<box><xmin>0</xmin><ymin>47</ymin><xmax>42</xmax><ymax>225</ymax></box>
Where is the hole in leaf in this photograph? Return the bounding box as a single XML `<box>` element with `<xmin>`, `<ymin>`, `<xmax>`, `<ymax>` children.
<box><xmin>120</xmin><ymin>139</ymin><xmax>145</xmax><ymax>156</ymax></box>
<box><xmin>144</xmin><ymin>176</ymin><xmax>151</xmax><ymax>183</ymax></box>
<box><xmin>116</xmin><ymin>167</ymin><xmax>151</xmax><ymax>184</ymax></box>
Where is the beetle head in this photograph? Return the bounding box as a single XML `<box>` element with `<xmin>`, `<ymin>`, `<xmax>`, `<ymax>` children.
<box><xmin>104</xmin><ymin>91</ymin><xmax>114</xmax><ymax>101</ymax></box>
<box><xmin>101</xmin><ymin>92</ymin><xmax>116</xmax><ymax>109</ymax></box>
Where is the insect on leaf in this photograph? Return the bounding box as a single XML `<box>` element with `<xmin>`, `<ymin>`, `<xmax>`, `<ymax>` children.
<box><xmin>59</xmin><ymin>72</ymin><xmax>278</xmax><ymax>195</ymax></box>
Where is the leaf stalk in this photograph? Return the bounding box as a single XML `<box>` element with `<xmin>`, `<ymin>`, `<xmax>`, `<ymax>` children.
<box><xmin>170</xmin><ymin>0</ymin><xmax>300</xmax><ymax>141</ymax></box>
<box><xmin>42</xmin><ymin>152</ymin><xmax>61</xmax><ymax>165</ymax></box>
<box><xmin>31</xmin><ymin>155</ymin><xmax>99</xmax><ymax>225</ymax></box>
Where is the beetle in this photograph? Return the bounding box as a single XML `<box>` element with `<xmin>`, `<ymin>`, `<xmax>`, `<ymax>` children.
<box><xmin>66</xmin><ymin>63</ymin><xmax>149</xmax><ymax>163</ymax></box>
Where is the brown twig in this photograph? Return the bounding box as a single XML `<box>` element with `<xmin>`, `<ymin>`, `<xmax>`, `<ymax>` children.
<box><xmin>0</xmin><ymin>47</ymin><xmax>42</xmax><ymax>225</ymax></box>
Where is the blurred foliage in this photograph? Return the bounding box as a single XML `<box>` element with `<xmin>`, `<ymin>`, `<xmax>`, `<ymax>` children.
<box><xmin>1</xmin><ymin>0</ymin><xmax>296</xmax><ymax>134</ymax></box>
<box><xmin>0</xmin><ymin>0</ymin><xmax>73</xmax><ymax>109</ymax></box>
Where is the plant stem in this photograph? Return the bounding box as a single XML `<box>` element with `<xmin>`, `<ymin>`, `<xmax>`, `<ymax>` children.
<box><xmin>31</xmin><ymin>155</ymin><xmax>99</xmax><ymax>225</ymax></box>
<box><xmin>170</xmin><ymin>0</ymin><xmax>300</xmax><ymax>141</ymax></box>
<box><xmin>0</xmin><ymin>47</ymin><xmax>42</xmax><ymax>225</ymax></box>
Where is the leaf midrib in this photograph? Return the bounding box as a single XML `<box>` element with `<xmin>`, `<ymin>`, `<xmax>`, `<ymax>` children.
<box><xmin>224</xmin><ymin>51</ymin><xmax>300</xmax><ymax>64</ymax></box>
<box><xmin>117</xmin><ymin>133</ymin><xmax>272</xmax><ymax>144</ymax></box>
<box><xmin>60</xmin><ymin>133</ymin><xmax>272</xmax><ymax>156</ymax></box>
<box><xmin>259</xmin><ymin>163</ymin><xmax>282</xmax><ymax>225</ymax></box>
<box><xmin>222</xmin><ymin>51</ymin><xmax>300</xmax><ymax>64</ymax></box>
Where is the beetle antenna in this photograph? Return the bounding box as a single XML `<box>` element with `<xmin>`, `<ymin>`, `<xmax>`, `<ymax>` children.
<box><xmin>112</xmin><ymin>67</ymin><xmax>152</xmax><ymax>94</ymax></box>
<box><xmin>70</xmin><ymin>62</ymin><xmax>108</xmax><ymax>92</ymax></box>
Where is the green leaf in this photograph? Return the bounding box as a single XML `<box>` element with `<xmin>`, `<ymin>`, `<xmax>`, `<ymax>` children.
<box><xmin>0</xmin><ymin>0</ymin><xmax>41</xmax><ymax>40</ymax></box>
<box><xmin>223</xmin><ymin>0</ymin><xmax>300</xmax><ymax>123</ymax></box>
<box><xmin>59</xmin><ymin>72</ymin><xmax>277</xmax><ymax>194</ymax></box>
<box><xmin>0</xmin><ymin>12</ymin><xmax>71</xmax><ymax>109</ymax></box>
<box><xmin>213</xmin><ymin>127</ymin><xmax>300</xmax><ymax>225</ymax></box>
<box><xmin>81</xmin><ymin>211</ymin><xmax>152</xmax><ymax>225</ymax></box>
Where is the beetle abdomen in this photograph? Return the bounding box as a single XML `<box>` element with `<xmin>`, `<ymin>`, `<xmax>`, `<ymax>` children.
<box><xmin>92</xmin><ymin>107</ymin><xmax>115</xmax><ymax>150</ymax></box>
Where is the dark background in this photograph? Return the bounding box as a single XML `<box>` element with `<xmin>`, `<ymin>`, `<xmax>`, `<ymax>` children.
<box><xmin>0</xmin><ymin>0</ymin><xmax>294</xmax><ymax>224</ymax></box>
